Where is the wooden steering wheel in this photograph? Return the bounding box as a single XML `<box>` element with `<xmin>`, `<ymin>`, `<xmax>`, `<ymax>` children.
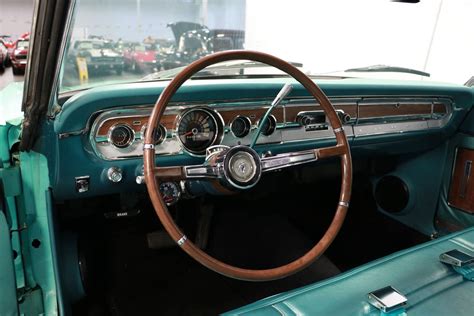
<box><xmin>144</xmin><ymin>50</ymin><xmax>352</xmax><ymax>281</ymax></box>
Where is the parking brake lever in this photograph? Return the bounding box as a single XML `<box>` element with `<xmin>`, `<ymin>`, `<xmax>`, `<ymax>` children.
<box><xmin>250</xmin><ymin>83</ymin><xmax>292</xmax><ymax>148</ymax></box>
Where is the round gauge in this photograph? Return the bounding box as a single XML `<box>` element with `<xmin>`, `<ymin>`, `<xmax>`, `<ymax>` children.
<box><xmin>230</xmin><ymin>115</ymin><xmax>251</xmax><ymax>138</ymax></box>
<box><xmin>141</xmin><ymin>123</ymin><xmax>167</xmax><ymax>145</ymax></box>
<box><xmin>177</xmin><ymin>108</ymin><xmax>219</xmax><ymax>154</ymax></box>
<box><xmin>258</xmin><ymin>115</ymin><xmax>277</xmax><ymax>136</ymax></box>
<box><xmin>108</xmin><ymin>124</ymin><xmax>135</xmax><ymax>148</ymax></box>
<box><xmin>159</xmin><ymin>182</ymin><xmax>181</xmax><ymax>205</ymax></box>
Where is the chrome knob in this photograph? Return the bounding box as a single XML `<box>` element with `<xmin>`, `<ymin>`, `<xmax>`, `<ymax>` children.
<box><xmin>136</xmin><ymin>175</ymin><xmax>145</xmax><ymax>184</ymax></box>
<box><xmin>107</xmin><ymin>167</ymin><xmax>123</xmax><ymax>183</ymax></box>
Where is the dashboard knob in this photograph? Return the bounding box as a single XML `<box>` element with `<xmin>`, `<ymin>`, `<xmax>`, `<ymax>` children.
<box><xmin>341</xmin><ymin>113</ymin><xmax>351</xmax><ymax>123</ymax></box>
<box><xmin>300</xmin><ymin>115</ymin><xmax>314</xmax><ymax>126</ymax></box>
<box><xmin>136</xmin><ymin>175</ymin><xmax>145</xmax><ymax>184</ymax></box>
<box><xmin>107</xmin><ymin>167</ymin><xmax>123</xmax><ymax>183</ymax></box>
<box><xmin>336</xmin><ymin>111</ymin><xmax>351</xmax><ymax>123</ymax></box>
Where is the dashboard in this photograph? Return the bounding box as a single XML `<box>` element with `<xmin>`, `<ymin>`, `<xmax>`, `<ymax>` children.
<box><xmin>51</xmin><ymin>78</ymin><xmax>473</xmax><ymax>201</ymax></box>
<box><xmin>89</xmin><ymin>97</ymin><xmax>450</xmax><ymax>160</ymax></box>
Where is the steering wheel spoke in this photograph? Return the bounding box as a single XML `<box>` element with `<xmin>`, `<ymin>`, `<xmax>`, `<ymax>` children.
<box><xmin>151</xmin><ymin>165</ymin><xmax>220</xmax><ymax>180</ymax></box>
<box><xmin>183</xmin><ymin>164</ymin><xmax>220</xmax><ymax>179</ymax></box>
<box><xmin>315</xmin><ymin>144</ymin><xmax>347</xmax><ymax>159</ymax></box>
<box><xmin>153</xmin><ymin>166</ymin><xmax>186</xmax><ymax>180</ymax></box>
<box><xmin>261</xmin><ymin>150</ymin><xmax>317</xmax><ymax>172</ymax></box>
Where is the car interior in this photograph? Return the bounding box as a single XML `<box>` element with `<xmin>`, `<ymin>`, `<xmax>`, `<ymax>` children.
<box><xmin>1</xmin><ymin>1</ymin><xmax>473</xmax><ymax>316</ymax></box>
<box><xmin>52</xmin><ymin>53</ymin><xmax>474</xmax><ymax>315</ymax></box>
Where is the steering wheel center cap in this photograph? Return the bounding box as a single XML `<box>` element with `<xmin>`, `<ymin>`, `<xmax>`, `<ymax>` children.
<box><xmin>229</xmin><ymin>152</ymin><xmax>256</xmax><ymax>183</ymax></box>
<box><xmin>223</xmin><ymin>146</ymin><xmax>262</xmax><ymax>189</ymax></box>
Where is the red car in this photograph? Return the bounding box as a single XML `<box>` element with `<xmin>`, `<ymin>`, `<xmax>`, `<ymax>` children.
<box><xmin>0</xmin><ymin>40</ymin><xmax>9</xmax><ymax>70</ymax></box>
<box><xmin>11</xmin><ymin>35</ymin><xmax>29</xmax><ymax>75</ymax></box>
<box><xmin>0</xmin><ymin>35</ymin><xmax>15</xmax><ymax>50</ymax></box>
<box><xmin>123</xmin><ymin>43</ymin><xmax>159</xmax><ymax>73</ymax></box>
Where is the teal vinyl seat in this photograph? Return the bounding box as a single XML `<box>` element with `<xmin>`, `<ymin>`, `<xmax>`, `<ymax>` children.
<box><xmin>224</xmin><ymin>227</ymin><xmax>474</xmax><ymax>316</ymax></box>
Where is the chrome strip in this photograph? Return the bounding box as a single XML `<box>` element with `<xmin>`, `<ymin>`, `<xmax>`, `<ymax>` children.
<box><xmin>261</xmin><ymin>150</ymin><xmax>318</xmax><ymax>172</ymax></box>
<box><xmin>58</xmin><ymin>128</ymin><xmax>87</xmax><ymax>139</ymax></box>
<box><xmin>177</xmin><ymin>235</ymin><xmax>187</xmax><ymax>246</ymax></box>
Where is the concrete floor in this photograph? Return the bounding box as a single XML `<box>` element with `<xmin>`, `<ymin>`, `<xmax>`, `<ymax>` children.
<box><xmin>0</xmin><ymin>66</ymin><xmax>24</xmax><ymax>91</ymax></box>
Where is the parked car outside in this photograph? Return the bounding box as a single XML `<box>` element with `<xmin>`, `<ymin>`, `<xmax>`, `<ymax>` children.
<box><xmin>123</xmin><ymin>42</ymin><xmax>159</xmax><ymax>73</ymax></box>
<box><xmin>69</xmin><ymin>39</ymin><xmax>124</xmax><ymax>75</ymax></box>
<box><xmin>0</xmin><ymin>40</ymin><xmax>9</xmax><ymax>70</ymax></box>
<box><xmin>10</xmin><ymin>36</ymin><xmax>29</xmax><ymax>75</ymax></box>
<box><xmin>0</xmin><ymin>35</ymin><xmax>15</xmax><ymax>50</ymax></box>
<box><xmin>157</xmin><ymin>21</ymin><xmax>212</xmax><ymax>70</ymax></box>
<box><xmin>209</xmin><ymin>29</ymin><xmax>245</xmax><ymax>51</ymax></box>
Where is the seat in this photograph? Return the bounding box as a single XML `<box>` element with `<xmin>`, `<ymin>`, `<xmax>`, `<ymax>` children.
<box><xmin>224</xmin><ymin>227</ymin><xmax>474</xmax><ymax>316</ymax></box>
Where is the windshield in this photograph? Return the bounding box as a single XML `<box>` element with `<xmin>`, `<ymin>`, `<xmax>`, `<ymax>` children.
<box><xmin>59</xmin><ymin>0</ymin><xmax>473</xmax><ymax>93</ymax></box>
<box><xmin>17</xmin><ymin>40</ymin><xmax>29</xmax><ymax>48</ymax></box>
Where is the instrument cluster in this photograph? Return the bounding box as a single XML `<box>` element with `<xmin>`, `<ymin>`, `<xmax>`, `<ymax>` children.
<box><xmin>90</xmin><ymin>104</ymin><xmax>286</xmax><ymax>160</ymax></box>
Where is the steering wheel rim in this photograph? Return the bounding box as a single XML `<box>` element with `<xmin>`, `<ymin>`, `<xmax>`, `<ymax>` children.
<box><xmin>144</xmin><ymin>50</ymin><xmax>352</xmax><ymax>281</ymax></box>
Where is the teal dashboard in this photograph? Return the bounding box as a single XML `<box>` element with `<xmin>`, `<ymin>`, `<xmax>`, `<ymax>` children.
<box><xmin>48</xmin><ymin>77</ymin><xmax>473</xmax><ymax>200</ymax></box>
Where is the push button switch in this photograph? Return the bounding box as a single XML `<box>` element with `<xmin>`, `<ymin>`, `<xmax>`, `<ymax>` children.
<box><xmin>75</xmin><ymin>176</ymin><xmax>90</xmax><ymax>193</ymax></box>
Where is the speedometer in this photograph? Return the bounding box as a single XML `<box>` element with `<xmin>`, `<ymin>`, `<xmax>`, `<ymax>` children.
<box><xmin>177</xmin><ymin>108</ymin><xmax>221</xmax><ymax>154</ymax></box>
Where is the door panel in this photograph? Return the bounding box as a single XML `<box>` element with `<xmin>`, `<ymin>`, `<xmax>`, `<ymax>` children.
<box><xmin>436</xmin><ymin>106</ymin><xmax>474</xmax><ymax>232</ymax></box>
<box><xmin>448</xmin><ymin>148</ymin><xmax>474</xmax><ymax>213</ymax></box>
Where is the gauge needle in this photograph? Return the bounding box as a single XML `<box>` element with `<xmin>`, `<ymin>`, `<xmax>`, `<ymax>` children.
<box><xmin>182</xmin><ymin>131</ymin><xmax>194</xmax><ymax>136</ymax></box>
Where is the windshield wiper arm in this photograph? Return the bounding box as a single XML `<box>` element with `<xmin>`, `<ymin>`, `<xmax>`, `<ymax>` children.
<box><xmin>345</xmin><ymin>64</ymin><xmax>430</xmax><ymax>77</ymax></box>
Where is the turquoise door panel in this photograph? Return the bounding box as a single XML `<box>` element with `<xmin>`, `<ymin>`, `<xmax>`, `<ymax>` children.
<box><xmin>436</xmin><ymin>99</ymin><xmax>474</xmax><ymax>231</ymax></box>
<box><xmin>0</xmin><ymin>209</ymin><xmax>19</xmax><ymax>315</ymax></box>
<box><xmin>436</xmin><ymin>133</ymin><xmax>474</xmax><ymax>231</ymax></box>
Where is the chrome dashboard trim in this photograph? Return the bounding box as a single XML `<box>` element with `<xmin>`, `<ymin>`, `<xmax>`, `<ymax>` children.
<box><xmin>107</xmin><ymin>123</ymin><xmax>135</xmax><ymax>149</ymax></box>
<box><xmin>339</xmin><ymin>201</ymin><xmax>350</xmax><ymax>207</ymax></box>
<box><xmin>230</xmin><ymin>115</ymin><xmax>252</xmax><ymax>138</ymax></box>
<box><xmin>85</xmin><ymin>96</ymin><xmax>452</xmax><ymax>161</ymax></box>
<box><xmin>261</xmin><ymin>150</ymin><xmax>318</xmax><ymax>172</ymax></box>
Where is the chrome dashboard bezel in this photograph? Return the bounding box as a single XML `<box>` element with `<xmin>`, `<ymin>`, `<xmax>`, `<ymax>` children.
<box><xmin>230</xmin><ymin>115</ymin><xmax>252</xmax><ymax>138</ymax></box>
<box><xmin>140</xmin><ymin>123</ymin><xmax>167</xmax><ymax>145</ymax></box>
<box><xmin>256</xmin><ymin>114</ymin><xmax>277</xmax><ymax>136</ymax></box>
<box><xmin>86</xmin><ymin>96</ymin><xmax>453</xmax><ymax>161</ymax></box>
<box><xmin>107</xmin><ymin>123</ymin><xmax>136</xmax><ymax>149</ymax></box>
<box><xmin>175</xmin><ymin>107</ymin><xmax>225</xmax><ymax>155</ymax></box>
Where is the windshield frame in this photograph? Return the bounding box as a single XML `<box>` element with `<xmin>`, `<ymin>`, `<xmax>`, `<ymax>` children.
<box><xmin>47</xmin><ymin>0</ymin><xmax>78</xmax><ymax>118</ymax></box>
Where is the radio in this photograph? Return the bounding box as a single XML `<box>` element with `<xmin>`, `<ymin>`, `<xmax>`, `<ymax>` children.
<box><xmin>296</xmin><ymin>110</ymin><xmax>350</xmax><ymax>131</ymax></box>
